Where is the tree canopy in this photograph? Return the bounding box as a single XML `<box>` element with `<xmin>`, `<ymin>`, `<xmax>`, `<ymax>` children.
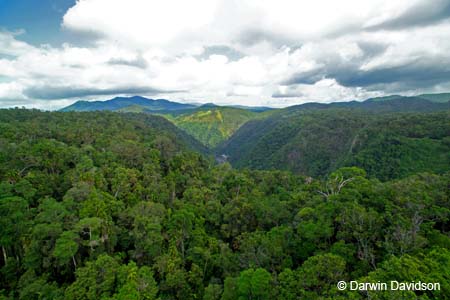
<box><xmin>0</xmin><ymin>108</ymin><xmax>448</xmax><ymax>299</ymax></box>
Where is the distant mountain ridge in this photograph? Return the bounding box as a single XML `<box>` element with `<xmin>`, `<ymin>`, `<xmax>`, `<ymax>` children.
<box><xmin>60</xmin><ymin>96</ymin><xmax>197</xmax><ymax>112</ymax></box>
<box><xmin>368</xmin><ymin>93</ymin><xmax>450</xmax><ymax>103</ymax></box>
<box><xmin>59</xmin><ymin>92</ymin><xmax>450</xmax><ymax>113</ymax></box>
<box><xmin>59</xmin><ymin>96</ymin><xmax>276</xmax><ymax>113</ymax></box>
<box><xmin>284</xmin><ymin>96</ymin><xmax>450</xmax><ymax>114</ymax></box>
<box><xmin>59</xmin><ymin>93</ymin><xmax>450</xmax><ymax>151</ymax></box>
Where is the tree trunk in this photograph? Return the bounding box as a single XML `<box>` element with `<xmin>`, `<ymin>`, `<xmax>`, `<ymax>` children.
<box><xmin>1</xmin><ymin>246</ymin><xmax>7</xmax><ymax>266</ymax></box>
<box><xmin>114</xmin><ymin>186</ymin><xmax>121</xmax><ymax>198</ymax></box>
<box><xmin>72</xmin><ymin>255</ymin><xmax>77</xmax><ymax>269</ymax></box>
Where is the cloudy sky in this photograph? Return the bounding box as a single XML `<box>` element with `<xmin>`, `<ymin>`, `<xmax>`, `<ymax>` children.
<box><xmin>1</xmin><ymin>0</ymin><xmax>450</xmax><ymax>109</ymax></box>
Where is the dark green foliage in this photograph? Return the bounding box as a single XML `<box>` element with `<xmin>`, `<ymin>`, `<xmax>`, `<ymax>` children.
<box><xmin>219</xmin><ymin>109</ymin><xmax>450</xmax><ymax>180</ymax></box>
<box><xmin>0</xmin><ymin>108</ymin><xmax>448</xmax><ymax>299</ymax></box>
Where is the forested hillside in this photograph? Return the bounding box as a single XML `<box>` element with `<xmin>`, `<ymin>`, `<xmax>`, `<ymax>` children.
<box><xmin>218</xmin><ymin>105</ymin><xmax>450</xmax><ymax>180</ymax></box>
<box><xmin>0</xmin><ymin>109</ymin><xmax>449</xmax><ymax>300</ymax></box>
<box><xmin>60</xmin><ymin>98</ymin><xmax>271</xmax><ymax>148</ymax></box>
<box><xmin>166</xmin><ymin>107</ymin><xmax>268</xmax><ymax>148</ymax></box>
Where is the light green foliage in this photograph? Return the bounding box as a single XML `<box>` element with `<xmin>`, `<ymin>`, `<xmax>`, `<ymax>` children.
<box><xmin>53</xmin><ymin>231</ymin><xmax>79</xmax><ymax>267</ymax></box>
<box><xmin>222</xmin><ymin>268</ymin><xmax>273</xmax><ymax>300</ymax></box>
<box><xmin>65</xmin><ymin>254</ymin><xmax>120</xmax><ymax>300</ymax></box>
<box><xmin>18</xmin><ymin>270</ymin><xmax>64</xmax><ymax>300</ymax></box>
<box><xmin>236</xmin><ymin>268</ymin><xmax>272</xmax><ymax>300</ymax></box>
<box><xmin>114</xmin><ymin>262</ymin><xmax>159</xmax><ymax>300</ymax></box>
<box><xmin>170</xmin><ymin>107</ymin><xmax>262</xmax><ymax>148</ymax></box>
<box><xmin>298</xmin><ymin>253</ymin><xmax>346</xmax><ymax>289</ymax></box>
<box><xmin>0</xmin><ymin>196</ymin><xmax>29</xmax><ymax>260</ymax></box>
<box><xmin>203</xmin><ymin>283</ymin><xmax>223</xmax><ymax>300</ymax></box>
<box><xmin>347</xmin><ymin>248</ymin><xmax>450</xmax><ymax>299</ymax></box>
<box><xmin>130</xmin><ymin>201</ymin><xmax>166</xmax><ymax>263</ymax></box>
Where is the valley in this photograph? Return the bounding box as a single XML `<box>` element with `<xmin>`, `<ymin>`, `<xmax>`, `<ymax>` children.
<box><xmin>60</xmin><ymin>93</ymin><xmax>450</xmax><ymax>180</ymax></box>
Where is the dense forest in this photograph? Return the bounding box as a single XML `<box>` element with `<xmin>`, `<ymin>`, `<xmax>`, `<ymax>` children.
<box><xmin>219</xmin><ymin>108</ymin><xmax>450</xmax><ymax>180</ymax></box>
<box><xmin>0</xmin><ymin>108</ymin><xmax>449</xmax><ymax>299</ymax></box>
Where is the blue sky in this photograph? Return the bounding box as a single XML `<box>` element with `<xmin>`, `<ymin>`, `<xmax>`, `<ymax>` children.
<box><xmin>0</xmin><ymin>0</ymin><xmax>76</xmax><ymax>46</ymax></box>
<box><xmin>1</xmin><ymin>0</ymin><xmax>450</xmax><ymax>109</ymax></box>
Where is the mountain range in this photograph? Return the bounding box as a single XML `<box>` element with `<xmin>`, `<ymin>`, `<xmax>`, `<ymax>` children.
<box><xmin>59</xmin><ymin>93</ymin><xmax>450</xmax><ymax>180</ymax></box>
<box><xmin>60</xmin><ymin>93</ymin><xmax>450</xmax><ymax>113</ymax></box>
<box><xmin>60</xmin><ymin>96</ymin><xmax>197</xmax><ymax>112</ymax></box>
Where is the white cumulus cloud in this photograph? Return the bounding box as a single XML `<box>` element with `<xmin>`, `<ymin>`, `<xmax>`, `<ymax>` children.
<box><xmin>1</xmin><ymin>0</ymin><xmax>450</xmax><ymax>108</ymax></box>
